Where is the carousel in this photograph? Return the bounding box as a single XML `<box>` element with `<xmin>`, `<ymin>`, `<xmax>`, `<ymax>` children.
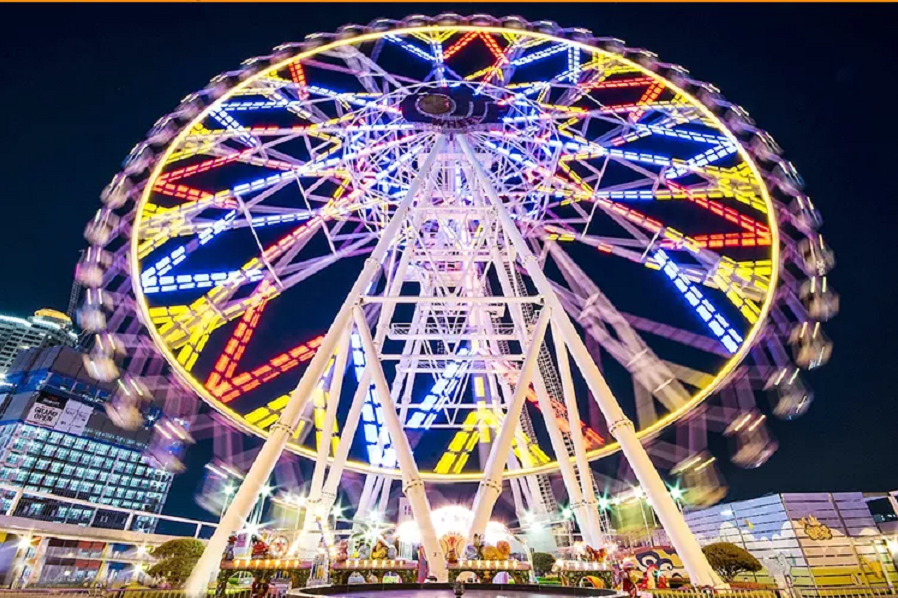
<box><xmin>215</xmin><ymin>506</ymin><xmax>535</xmax><ymax>595</ymax></box>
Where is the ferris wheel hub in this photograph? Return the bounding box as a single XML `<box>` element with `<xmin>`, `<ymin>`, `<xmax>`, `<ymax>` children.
<box><xmin>401</xmin><ymin>85</ymin><xmax>509</xmax><ymax>130</ymax></box>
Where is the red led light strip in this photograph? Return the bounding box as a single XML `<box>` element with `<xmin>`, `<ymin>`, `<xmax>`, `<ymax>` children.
<box><xmin>153</xmin><ymin>182</ymin><xmax>213</xmax><ymax>201</ymax></box>
<box><xmin>443</xmin><ymin>31</ymin><xmax>479</xmax><ymax>60</ymax></box>
<box><xmin>214</xmin><ymin>335</ymin><xmax>325</xmax><ymax>403</ymax></box>
<box><xmin>478</xmin><ymin>32</ymin><xmax>506</xmax><ymax>61</ymax></box>
<box><xmin>157</xmin><ymin>150</ymin><xmax>254</xmax><ymax>185</ymax></box>
<box><xmin>205</xmin><ymin>297</ymin><xmax>269</xmax><ymax>392</ymax></box>
<box><xmin>289</xmin><ymin>61</ymin><xmax>309</xmax><ymax>100</ymax></box>
<box><xmin>665</xmin><ymin>232</ymin><xmax>771</xmax><ymax>249</ymax></box>
<box><xmin>630</xmin><ymin>80</ymin><xmax>665</xmax><ymax>123</ymax></box>
<box><xmin>590</xmin><ymin>76</ymin><xmax>654</xmax><ymax>90</ymax></box>
<box><xmin>666</xmin><ymin>182</ymin><xmax>771</xmax><ymax>241</ymax></box>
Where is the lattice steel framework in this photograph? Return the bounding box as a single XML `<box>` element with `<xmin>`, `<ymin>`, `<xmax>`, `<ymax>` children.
<box><xmin>75</xmin><ymin>13</ymin><xmax>837</xmax><ymax>594</ymax></box>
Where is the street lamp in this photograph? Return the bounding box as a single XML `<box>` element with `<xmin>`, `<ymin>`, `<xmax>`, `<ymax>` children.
<box><xmin>668</xmin><ymin>484</ymin><xmax>685</xmax><ymax>513</ymax></box>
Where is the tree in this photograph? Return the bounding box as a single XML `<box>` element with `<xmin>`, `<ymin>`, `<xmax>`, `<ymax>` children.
<box><xmin>532</xmin><ymin>552</ymin><xmax>557</xmax><ymax>577</ymax></box>
<box><xmin>702</xmin><ymin>542</ymin><xmax>762</xmax><ymax>582</ymax></box>
<box><xmin>147</xmin><ymin>538</ymin><xmax>206</xmax><ymax>585</ymax></box>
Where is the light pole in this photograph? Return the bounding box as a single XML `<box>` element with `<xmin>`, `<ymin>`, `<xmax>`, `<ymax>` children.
<box><xmin>220</xmin><ymin>486</ymin><xmax>235</xmax><ymax>523</ymax></box>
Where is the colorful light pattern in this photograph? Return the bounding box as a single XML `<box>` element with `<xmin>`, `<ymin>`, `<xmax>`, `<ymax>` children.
<box><xmin>350</xmin><ymin>331</ymin><xmax>392</xmax><ymax>467</ymax></box>
<box><xmin>213</xmin><ymin>335</ymin><xmax>324</xmax><ymax>403</ymax></box>
<box><xmin>120</xmin><ymin>23</ymin><xmax>782</xmax><ymax>480</ymax></box>
<box><xmin>654</xmin><ymin>250</ymin><xmax>743</xmax><ymax>354</ymax></box>
<box><xmin>405</xmin><ymin>348</ymin><xmax>469</xmax><ymax>430</ymax></box>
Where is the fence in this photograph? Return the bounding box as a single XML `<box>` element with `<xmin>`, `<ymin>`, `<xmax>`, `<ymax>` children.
<box><xmin>650</xmin><ymin>589</ymin><xmax>780</xmax><ymax>598</ymax></box>
<box><xmin>0</xmin><ymin>590</ymin><xmax>252</xmax><ymax>598</ymax></box>
<box><xmin>0</xmin><ymin>482</ymin><xmax>218</xmax><ymax>539</ymax></box>
<box><xmin>796</xmin><ymin>588</ymin><xmax>897</xmax><ymax>598</ymax></box>
<box><xmin>650</xmin><ymin>587</ymin><xmax>898</xmax><ymax>598</ymax></box>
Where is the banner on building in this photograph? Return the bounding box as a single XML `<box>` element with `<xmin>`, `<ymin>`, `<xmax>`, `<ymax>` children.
<box><xmin>24</xmin><ymin>395</ymin><xmax>66</xmax><ymax>428</ymax></box>
<box><xmin>25</xmin><ymin>394</ymin><xmax>94</xmax><ymax>436</ymax></box>
<box><xmin>55</xmin><ymin>400</ymin><xmax>94</xmax><ymax>436</ymax></box>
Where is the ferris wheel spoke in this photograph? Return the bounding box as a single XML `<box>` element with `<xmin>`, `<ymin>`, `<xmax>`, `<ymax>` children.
<box><xmin>539</xmin><ymin>162</ymin><xmax>770</xmax><ymax>291</ymax></box>
<box><xmin>479</xmin><ymin>133</ymin><xmax>765</xmax><ymax>350</ymax></box>
<box><xmin>537</xmin><ymin>223</ymin><xmax>769</xmax><ymax>307</ymax></box>
<box><xmin>145</xmin><ymin>141</ymin><xmax>427</xmax><ymax>357</ymax></box>
<box><xmin>534</xmin><ymin>214</ymin><xmax>761</xmax><ymax>355</ymax></box>
<box><xmin>547</xmin><ymin>243</ymin><xmax>693</xmax><ymax>414</ymax></box>
<box><xmin>333</xmin><ymin>45</ymin><xmax>418</xmax><ymax>93</ymax></box>
<box><xmin>147</xmin><ymin>131</ymin><xmax>432</xmax><ymax>242</ymax></box>
<box><xmin>153</xmin><ymin>228</ymin><xmax>373</xmax><ymax>380</ymax></box>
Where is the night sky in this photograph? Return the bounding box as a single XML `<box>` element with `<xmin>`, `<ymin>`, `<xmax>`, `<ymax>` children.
<box><xmin>1</xmin><ymin>3</ymin><xmax>897</xmax><ymax>523</ymax></box>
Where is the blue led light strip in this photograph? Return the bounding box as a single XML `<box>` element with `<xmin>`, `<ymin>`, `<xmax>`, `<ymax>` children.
<box><xmin>140</xmin><ymin>211</ymin><xmax>312</xmax><ymax>290</ymax></box>
<box><xmin>143</xmin><ymin>269</ymin><xmax>265</xmax><ymax>294</ymax></box>
<box><xmin>385</xmin><ymin>35</ymin><xmax>435</xmax><ymax>62</ymax></box>
<box><xmin>511</xmin><ymin>43</ymin><xmax>569</xmax><ymax>67</ymax></box>
<box><xmin>141</xmin><ymin>211</ymin><xmax>239</xmax><ymax>285</ymax></box>
<box><xmin>654</xmin><ymin>250</ymin><xmax>742</xmax><ymax>353</ymax></box>
<box><xmin>209</xmin><ymin>108</ymin><xmax>258</xmax><ymax>147</ymax></box>
<box><xmin>665</xmin><ymin>143</ymin><xmax>738</xmax><ymax>179</ymax></box>
<box><xmin>406</xmin><ymin>347</ymin><xmax>470</xmax><ymax>429</ymax></box>
<box><xmin>350</xmin><ymin>331</ymin><xmax>393</xmax><ymax>467</ymax></box>
<box><xmin>562</xmin><ymin>47</ymin><xmax>581</xmax><ymax>82</ymax></box>
<box><xmin>637</xmin><ymin>124</ymin><xmax>729</xmax><ymax>145</ymax></box>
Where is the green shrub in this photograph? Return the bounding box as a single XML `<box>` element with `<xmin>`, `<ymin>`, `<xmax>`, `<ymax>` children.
<box><xmin>147</xmin><ymin>538</ymin><xmax>206</xmax><ymax>585</ymax></box>
<box><xmin>532</xmin><ymin>552</ymin><xmax>557</xmax><ymax>577</ymax></box>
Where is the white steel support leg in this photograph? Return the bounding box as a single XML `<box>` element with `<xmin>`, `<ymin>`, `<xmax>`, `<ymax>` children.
<box><xmin>357</xmin><ymin>239</ymin><xmax>424</xmax><ymax>520</ymax></box>
<box><xmin>298</xmin><ymin>330</ymin><xmax>351</xmax><ymax>556</ymax></box>
<box><xmin>307</xmin><ymin>330</ymin><xmax>351</xmax><ymax>502</ymax></box>
<box><xmin>553</xmin><ymin>322</ymin><xmax>604</xmax><ymax>547</ymax></box>
<box><xmin>321</xmin><ymin>165</ymin><xmax>433</xmax><ymax>538</ymax></box>
<box><xmin>351</xmin><ymin>305</ymin><xmax>448</xmax><ymax>581</ymax></box>
<box><xmin>321</xmin><ymin>372</ymin><xmax>372</xmax><ymax>503</ymax></box>
<box><xmin>357</xmin><ymin>475</ymin><xmax>379</xmax><ymax>520</ymax></box>
<box><xmin>368</xmin><ymin>290</ymin><xmax>430</xmax><ymax>517</ymax></box>
<box><xmin>185</xmin><ymin>134</ymin><xmax>446</xmax><ymax>598</ymax></box>
<box><xmin>478</xmin><ymin>298</ymin><xmax>548</xmax><ymax>515</ymax></box>
<box><xmin>469</xmin><ymin>306</ymin><xmax>551</xmax><ymax>541</ymax></box>
<box><xmin>458</xmin><ymin>135</ymin><xmax>722</xmax><ymax>588</ymax></box>
<box><xmin>487</xmin><ymin>243</ymin><xmax>595</xmax><ymax>543</ymax></box>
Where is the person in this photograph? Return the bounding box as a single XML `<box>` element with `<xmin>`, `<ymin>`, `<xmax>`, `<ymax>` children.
<box><xmin>225</xmin><ymin>534</ymin><xmax>237</xmax><ymax>561</ymax></box>
<box><xmin>251</xmin><ymin>577</ymin><xmax>269</xmax><ymax>598</ymax></box>
<box><xmin>621</xmin><ymin>564</ymin><xmax>639</xmax><ymax>598</ymax></box>
<box><xmin>417</xmin><ymin>545</ymin><xmax>429</xmax><ymax>582</ymax></box>
<box><xmin>612</xmin><ymin>563</ymin><xmax>623</xmax><ymax>590</ymax></box>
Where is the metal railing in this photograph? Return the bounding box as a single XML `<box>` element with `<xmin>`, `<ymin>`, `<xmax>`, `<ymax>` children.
<box><xmin>796</xmin><ymin>588</ymin><xmax>897</xmax><ymax>598</ymax></box>
<box><xmin>0</xmin><ymin>590</ymin><xmax>252</xmax><ymax>598</ymax></box>
<box><xmin>650</xmin><ymin>587</ymin><xmax>898</xmax><ymax>598</ymax></box>
<box><xmin>649</xmin><ymin>589</ymin><xmax>780</xmax><ymax>598</ymax></box>
<box><xmin>111</xmin><ymin>590</ymin><xmax>251</xmax><ymax>598</ymax></box>
<box><xmin>0</xmin><ymin>482</ymin><xmax>218</xmax><ymax>539</ymax></box>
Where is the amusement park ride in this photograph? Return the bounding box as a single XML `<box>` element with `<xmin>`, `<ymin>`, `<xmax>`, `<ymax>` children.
<box><xmin>75</xmin><ymin>13</ymin><xmax>837</xmax><ymax>595</ymax></box>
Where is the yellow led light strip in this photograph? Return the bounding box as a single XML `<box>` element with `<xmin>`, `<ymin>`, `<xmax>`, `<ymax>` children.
<box><xmin>131</xmin><ymin>25</ymin><xmax>780</xmax><ymax>481</ymax></box>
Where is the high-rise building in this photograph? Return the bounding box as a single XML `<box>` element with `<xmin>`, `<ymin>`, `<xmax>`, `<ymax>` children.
<box><xmin>0</xmin><ymin>310</ymin><xmax>78</xmax><ymax>378</ymax></box>
<box><xmin>0</xmin><ymin>346</ymin><xmax>175</xmax><ymax>532</ymax></box>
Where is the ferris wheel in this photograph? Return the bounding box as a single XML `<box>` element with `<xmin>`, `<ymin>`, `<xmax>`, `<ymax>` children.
<box><xmin>76</xmin><ymin>13</ymin><xmax>836</xmax><ymax>589</ymax></box>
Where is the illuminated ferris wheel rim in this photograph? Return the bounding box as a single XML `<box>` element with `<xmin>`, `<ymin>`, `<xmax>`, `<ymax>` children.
<box><xmin>126</xmin><ymin>20</ymin><xmax>781</xmax><ymax>481</ymax></box>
